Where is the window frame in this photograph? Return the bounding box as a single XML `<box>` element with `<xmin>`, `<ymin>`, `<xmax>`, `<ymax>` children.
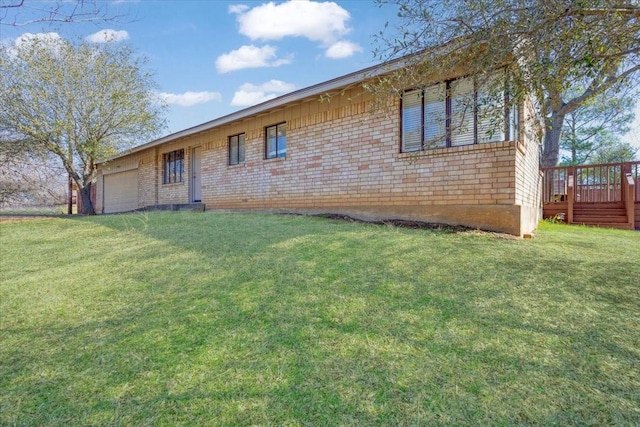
<box><xmin>401</xmin><ymin>74</ymin><xmax>516</xmax><ymax>153</ymax></box>
<box><xmin>228</xmin><ymin>132</ymin><xmax>246</xmax><ymax>166</ymax></box>
<box><xmin>265</xmin><ymin>122</ymin><xmax>287</xmax><ymax>159</ymax></box>
<box><xmin>162</xmin><ymin>149</ymin><xmax>184</xmax><ymax>184</ymax></box>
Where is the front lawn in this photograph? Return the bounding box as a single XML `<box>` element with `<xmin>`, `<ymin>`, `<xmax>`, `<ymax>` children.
<box><xmin>1</xmin><ymin>212</ymin><xmax>638</xmax><ymax>426</ymax></box>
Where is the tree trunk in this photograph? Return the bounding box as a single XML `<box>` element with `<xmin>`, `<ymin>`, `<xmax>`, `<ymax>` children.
<box><xmin>542</xmin><ymin>112</ymin><xmax>565</xmax><ymax>167</ymax></box>
<box><xmin>78</xmin><ymin>181</ymin><xmax>96</xmax><ymax>215</ymax></box>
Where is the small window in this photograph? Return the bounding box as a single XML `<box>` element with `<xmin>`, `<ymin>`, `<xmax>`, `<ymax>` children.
<box><xmin>162</xmin><ymin>149</ymin><xmax>184</xmax><ymax>184</ymax></box>
<box><xmin>508</xmin><ymin>103</ymin><xmax>520</xmax><ymax>141</ymax></box>
<box><xmin>265</xmin><ymin>123</ymin><xmax>286</xmax><ymax>159</ymax></box>
<box><xmin>229</xmin><ymin>133</ymin><xmax>246</xmax><ymax>165</ymax></box>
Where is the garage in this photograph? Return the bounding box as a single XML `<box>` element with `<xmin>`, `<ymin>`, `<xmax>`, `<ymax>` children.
<box><xmin>103</xmin><ymin>169</ymin><xmax>139</xmax><ymax>213</ymax></box>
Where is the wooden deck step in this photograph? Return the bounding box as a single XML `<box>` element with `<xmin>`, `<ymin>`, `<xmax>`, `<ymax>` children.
<box><xmin>573</xmin><ymin>206</ymin><xmax>626</xmax><ymax>213</ymax></box>
<box><xmin>571</xmin><ymin>222</ymin><xmax>633</xmax><ymax>230</ymax></box>
<box><xmin>573</xmin><ymin>217</ymin><xmax>628</xmax><ymax>225</ymax></box>
<box><xmin>572</xmin><ymin>203</ymin><xmax>632</xmax><ymax>229</ymax></box>
<box><xmin>574</xmin><ymin>212</ymin><xmax>627</xmax><ymax>220</ymax></box>
<box><xmin>574</xmin><ymin>212</ymin><xmax>627</xmax><ymax>219</ymax></box>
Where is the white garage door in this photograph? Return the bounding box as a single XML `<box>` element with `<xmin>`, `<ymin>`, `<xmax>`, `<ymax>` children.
<box><xmin>103</xmin><ymin>170</ymin><xmax>139</xmax><ymax>213</ymax></box>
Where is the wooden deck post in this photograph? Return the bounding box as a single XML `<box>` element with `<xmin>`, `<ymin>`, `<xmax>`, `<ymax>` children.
<box><xmin>625</xmin><ymin>172</ymin><xmax>635</xmax><ymax>230</ymax></box>
<box><xmin>567</xmin><ymin>174</ymin><xmax>574</xmax><ymax>224</ymax></box>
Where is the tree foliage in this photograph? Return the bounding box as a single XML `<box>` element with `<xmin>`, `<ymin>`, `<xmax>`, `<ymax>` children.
<box><xmin>373</xmin><ymin>0</ymin><xmax>640</xmax><ymax>166</ymax></box>
<box><xmin>0</xmin><ymin>37</ymin><xmax>166</xmax><ymax>214</ymax></box>
<box><xmin>560</xmin><ymin>88</ymin><xmax>635</xmax><ymax>164</ymax></box>
<box><xmin>591</xmin><ymin>140</ymin><xmax>638</xmax><ymax>163</ymax></box>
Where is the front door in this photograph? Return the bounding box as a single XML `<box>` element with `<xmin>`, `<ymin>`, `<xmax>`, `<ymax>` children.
<box><xmin>191</xmin><ymin>147</ymin><xmax>202</xmax><ymax>202</ymax></box>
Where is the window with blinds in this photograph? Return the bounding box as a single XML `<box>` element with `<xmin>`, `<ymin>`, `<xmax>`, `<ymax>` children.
<box><xmin>402</xmin><ymin>90</ymin><xmax>423</xmax><ymax>152</ymax></box>
<box><xmin>477</xmin><ymin>75</ymin><xmax>506</xmax><ymax>143</ymax></box>
<box><xmin>400</xmin><ymin>72</ymin><xmax>516</xmax><ymax>152</ymax></box>
<box><xmin>450</xmin><ymin>77</ymin><xmax>475</xmax><ymax>147</ymax></box>
<box><xmin>424</xmin><ymin>83</ymin><xmax>446</xmax><ymax>149</ymax></box>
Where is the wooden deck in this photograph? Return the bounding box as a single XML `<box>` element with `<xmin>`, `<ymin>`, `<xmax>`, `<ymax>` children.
<box><xmin>542</xmin><ymin>161</ymin><xmax>639</xmax><ymax>230</ymax></box>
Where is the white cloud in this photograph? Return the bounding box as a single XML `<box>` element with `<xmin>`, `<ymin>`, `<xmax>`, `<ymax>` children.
<box><xmin>231</xmin><ymin>1</ymin><xmax>350</xmax><ymax>44</ymax></box>
<box><xmin>158</xmin><ymin>91</ymin><xmax>222</xmax><ymax>107</ymax></box>
<box><xmin>85</xmin><ymin>29</ymin><xmax>130</xmax><ymax>43</ymax></box>
<box><xmin>325</xmin><ymin>40</ymin><xmax>363</xmax><ymax>59</ymax></box>
<box><xmin>228</xmin><ymin>4</ymin><xmax>249</xmax><ymax>14</ymax></box>
<box><xmin>215</xmin><ymin>44</ymin><xmax>291</xmax><ymax>73</ymax></box>
<box><xmin>5</xmin><ymin>32</ymin><xmax>66</xmax><ymax>56</ymax></box>
<box><xmin>14</xmin><ymin>32</ymin><xmax>63</xmax><ymax>47</ymax></box>
<box><xmin>231</xmin><ymin>80</ymin><xmax>296</xmax><ymax>106</ymax></box>
<box><xmin>229</xmin><ymin>1</ymin><xmax>359</xmax><ymax>58</ymax></box>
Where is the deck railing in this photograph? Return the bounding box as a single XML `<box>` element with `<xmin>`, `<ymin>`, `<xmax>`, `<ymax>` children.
<box><xmin>632</xmin><ymin>162</ymin><xmax>640</xmax><ymax>202</ymax></box>
<box><xmin>542</xmin><ymin>161</ymin><xmax>640</xmax><ymax>204</ymax></box>
<box><xmin>542</xmin><ymin>161</ymin><xmax>639</xmax><ymax>229</ymax></box>
<box><xmin>576</xmin><ymin>163</ymin><xmax>623</xmax><ymax>202</ymax></box>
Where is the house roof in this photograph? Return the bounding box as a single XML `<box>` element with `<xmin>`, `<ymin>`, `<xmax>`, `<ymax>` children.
<box><xmin>99</xmin><ymin>57</ymin><xmax>406</xmax><ymax>163</ymax></box>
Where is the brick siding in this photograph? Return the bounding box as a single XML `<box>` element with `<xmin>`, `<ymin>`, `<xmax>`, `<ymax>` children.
<box><xmin>97</xmin><ymin>85</ymin><xmax>542</xmax><ymax>235</ymax></box>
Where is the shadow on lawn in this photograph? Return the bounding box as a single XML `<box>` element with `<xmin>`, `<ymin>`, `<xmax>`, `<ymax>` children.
<box><xmin>3</xmin><ymin>212</ymin><xmax>639</xmax><ymax>425</ymax></box>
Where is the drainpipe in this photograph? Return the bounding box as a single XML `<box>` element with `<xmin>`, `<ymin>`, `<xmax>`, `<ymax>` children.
<box><xmin>567</xmin><ymin>174</ymin><xmax>574</xmax><ymax>224</ymax></box>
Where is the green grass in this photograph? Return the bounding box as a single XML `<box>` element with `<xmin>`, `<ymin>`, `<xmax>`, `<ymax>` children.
<box><xmin>1</xmin><ymin>212</ymin><xmax>639</xmax><ymax>426</ymax></box>
<box><xmin>0</xmin><ymin>204</ymin><xmax>73</xmax><ymax>215</ymax></box>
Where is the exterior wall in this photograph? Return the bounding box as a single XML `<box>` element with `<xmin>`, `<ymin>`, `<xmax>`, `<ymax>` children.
<box><xmin>138</xmin><ymin>148</ymin><xmax>159</xmax><ymax>207</ymax></box>
<box><xmin>97</xmin><ymin>84</ymin><xmax>543</xmax><ymax>236</ymax></box>
<box><xmin>515</xmin><ymin>100</ymin><xmax>543</xmax><ymax>235</ymax></box>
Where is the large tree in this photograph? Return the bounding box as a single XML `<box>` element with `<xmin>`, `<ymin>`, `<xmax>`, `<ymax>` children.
<box><xmin>591</xmin><ymin>139</ymin><xmax>638</xmax><ymax>163</ymax></box>
<box><xmin>560</xmin><ymin>88</ymin><xmax>635</xmax><ymax>164</ymax></box>
<box><xmin>373</xmin><ymin>0</ymin><xmax>640</xmax><ymax>166</ymax></box>
<box><xmin>0</xmin><ymin>37</ymin><xmax>165</xmax><ymax>214</ymax></box>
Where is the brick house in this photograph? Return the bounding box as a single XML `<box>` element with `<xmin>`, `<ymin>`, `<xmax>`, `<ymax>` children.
<box><xmin>95</xmin><ymin>62</ymin><xmax>543</xmax><ymax>236</ymax></box>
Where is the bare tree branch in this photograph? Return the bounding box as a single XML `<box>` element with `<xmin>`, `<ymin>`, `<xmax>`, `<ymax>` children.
<box><xmin>0</xmin><ymin>0</ymin><xmax>125</xmax><ymax>27</ymax></box>
<box><xmin>563</xmin><ymin>64</ymin><xmax>640</xmax><ymax>116</ymax></box>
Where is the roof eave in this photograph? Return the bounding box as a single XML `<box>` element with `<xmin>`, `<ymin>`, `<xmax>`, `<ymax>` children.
<box><xmin>97</xmin><ymin>56</ymin><xmax>406</xmax><ymax>164</ymax></box>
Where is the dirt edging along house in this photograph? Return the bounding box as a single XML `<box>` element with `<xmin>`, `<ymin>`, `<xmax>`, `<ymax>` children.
<box><xmin>95</xmin><ymin>60</ymin><xmax>543</xmax><ymax>237</ymax></box>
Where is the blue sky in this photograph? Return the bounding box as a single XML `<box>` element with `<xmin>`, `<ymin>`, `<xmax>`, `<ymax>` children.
<box><xmin>2</xmin><ymin>0</ymin><xmax>396</xmax><ymax>136</ymax></box>
<box><xmin>1</xmin><ymin>0</ymin><xmax>639</xmax><ymax>150</ymax></box>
